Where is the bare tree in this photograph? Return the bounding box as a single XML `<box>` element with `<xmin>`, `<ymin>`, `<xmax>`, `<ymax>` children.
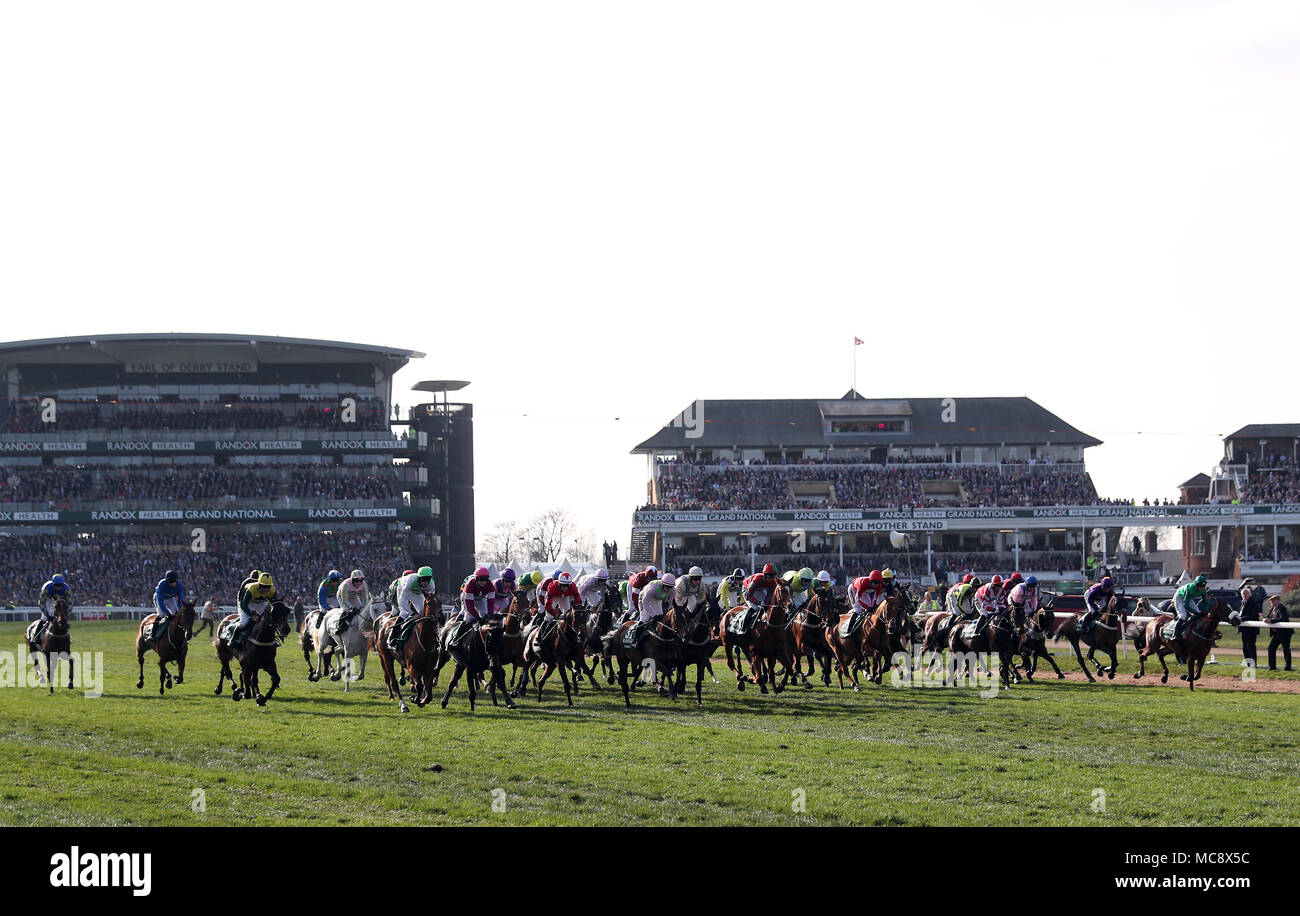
<box><xmin>478</xmin><ymin>519</ymin><xmax>525</xmax><ymax>567</ymax></box>
<box><xmin>565</xmin><ymin>527</ymin><xmax>601</xmax><ymax>564</ymax></box>
<box><xmin>524</xmin><ymin>508</ymin><xmax>576</xmax><ymax>564</ymax></box>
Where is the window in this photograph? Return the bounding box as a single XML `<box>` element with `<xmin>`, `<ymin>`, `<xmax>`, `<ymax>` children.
<box><xmin>828</xmin><ymin>417</ymin><xmax>908</xmax><ymax>435</ymax></box>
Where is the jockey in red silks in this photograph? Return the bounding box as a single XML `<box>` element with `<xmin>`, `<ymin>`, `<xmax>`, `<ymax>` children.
<box><xmin>462</xmin><ymin>566</ymin><xmax>496</xmax><ymax>622</ymax></box>
<box><xmin>542</xmin><ymin>571</ymin><xmax>581</xmax><ymax>619</ymax></box>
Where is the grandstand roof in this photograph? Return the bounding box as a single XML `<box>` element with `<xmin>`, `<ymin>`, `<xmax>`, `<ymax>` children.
<box><xmin>1226</xmin><ymin>423</ymin><xmax>1300</xmax><ymax>440</ymax></box>
<box><xmin>1179</xmin><ymin>473</ymin><xmax>1211</xmax><ymax>489</ymax></box>
<box><xmin>632</xmin><ymin>394</ymin><xmax>1101</xmax><ymax>452</ymax></box>
<box><xmin>0</xmin><ymin>333</ymin><xmax>422</xmax><ymax>376</ymax></box>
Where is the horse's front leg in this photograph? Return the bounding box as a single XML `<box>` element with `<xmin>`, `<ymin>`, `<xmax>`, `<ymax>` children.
<box><xmin>137</xmin><ymin>647</ymin><xmax>146</xmax><ymax>690</ymax></box>
<box><xmin>258</xmin><ymin>660</ymin><xmax>280</xmax><ymax>705</ymax></box>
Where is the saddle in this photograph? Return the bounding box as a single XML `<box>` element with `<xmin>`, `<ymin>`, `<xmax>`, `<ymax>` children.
<box><xmin>961</xmin><ymin>621</ymin><xmax>980</xmax><ymax>641</ymax></box>
<box><xmin>623</xmin><ymin>621</ymin><xmax>648</xmax><ymax>650</ymax></box>
<box><xmin>727</xmin><ymin>606</ymin><xmax>759</xmax><ymax>636</ymax></box>
<box><xmin>389</xmin><ymin>615</ymin><xmax>419</xmax><ymax>650</ymax></box>
<box><xmin>143</xmin><ymin>616</ymin><xmax>171</xmax><ymax>644</ymax></box>
<box><xmin>217</xmin><ymin>617</ymin><xmax>240</xmax><ymax>646</ymax></box>
<box><xmin>448</xmin><ymin>618</ymin><xmax>476</xmax><ymax>648</ymax></box>
<box><xmin>839</xmin><ymin>611</ymin><xmax>868</xmax><ymax>639</ymax></box>
<box><xmin>330</xmin><ymin>609</ymin><xmax>359</xmax><ymax>637</ymax></box>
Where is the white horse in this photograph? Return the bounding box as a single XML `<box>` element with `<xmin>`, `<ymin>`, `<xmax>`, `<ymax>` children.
<box><xmin>312</xmin><ymin>600</ymin><xmax>376</xmax><ymax>691</ymax></box>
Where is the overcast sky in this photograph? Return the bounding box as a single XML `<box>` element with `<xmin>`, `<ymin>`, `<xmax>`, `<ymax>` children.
<box><xmin>2</xmin><ymin>1</ymin><xmax>1297</xmax><ymax>552</ymax></box>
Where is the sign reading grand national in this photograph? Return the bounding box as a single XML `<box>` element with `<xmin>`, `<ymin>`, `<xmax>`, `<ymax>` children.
<box><xmin>0</xmin><ymin>505</ymin><xmax>428</xmax><ymax>524</ymax></box>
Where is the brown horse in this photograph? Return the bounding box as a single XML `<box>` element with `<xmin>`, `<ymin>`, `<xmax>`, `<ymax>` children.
<box><xmin>917</xmin><ymin>609</ymin><xmax>956</xmax><ymax>679</ymax></box>
<box><xmin>375</xmin><ymin>596</ymin><xmax>444</xmax><ymax>712</ymax></box>
<box><xmin>604</xmin><ymin>617</ymin><xmax>683</xmax><ymax>707</ymax></box>
<box><xmin>1133</xmin><ymin>596</ymin><xmax>1237</xmax><ymax>690</ymax></box>
<box><xmin>213</xmin><ymin>601</ymin><xmax>292</xmax><ymax>705</ymax></box>
<box><xmin>493</xmin><ymin>593</ymin><xmax>533</xmax><ymax>696</ymax></box>
<box><xmin>718</xmin><ymin>582</ymin><xmax>793</xmax><ymax>694</ymax></box>
<box><xmin>789</xmin><ymin>592</ymin><xmax>838</xmax><ymax>687</ymax></box>
<box><xmin>25</xmin><ymin>597</ymin><xmax>72</xmax><ymax>693</ymax></box>
<box><xmin>1053</xmin><ymin>595</ymin><xmax>1127</xmax><ymax>682</ymax></box>
<box><xmin>825</xmin><ymin>594</ymin><xmax>906</xmax><ymax>690</ymax></box>
<box><xmin>135</xmin><ymin>599</ymin><xmax>195</xmax><ymax>694</ymax></box>
<box><xmin>1013</xmin><ymin>602</ymin><xmax>1064</xmax><ymax>682</ymax></box>
<box><xmin>948</xmin><ymin>607</ymin><xmax>1020</xmax><ymax>689</ymax></box>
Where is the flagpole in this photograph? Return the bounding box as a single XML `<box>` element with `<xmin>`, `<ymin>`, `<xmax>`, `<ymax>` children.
<box><xmin>852</xmin><ymin>338</ymin><xmax>856</xmax><ymax>397</ymax></box>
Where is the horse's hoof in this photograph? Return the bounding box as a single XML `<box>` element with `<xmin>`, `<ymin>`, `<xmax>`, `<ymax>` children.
<box><xmin>1160</xmin><ymin>675</ymin><xmax>1168</xmax><ymax>684</ymax></box>
<box><xmin>175</xmin><ymin>678</ymin><xmax>183</xmax><ymax>685</ymax></box>
<box><xmin>401</xmin><ymin>704</ymin><xmax>410</xmax><ymax>713</ymax></box>
<box><xmin>136</xmin><ymin>680</ymin><xmax>143</xmax><ymax>689</ymax></box>
<box><xmin>256</xmin><ymin>696</ymin><xmax>268</xmax><ymax>706</ymax></box>
<box><xmin>214</xmin><ymin>687</ymin><xmax>222</xmax><ymax>695</ymax></box>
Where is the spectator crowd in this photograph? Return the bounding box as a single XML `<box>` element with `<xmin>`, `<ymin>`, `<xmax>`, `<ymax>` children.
<box><xmin>2</xmin><ymin>396</ymin><xmax>388</xmax><ymax>433</ymax></box>
<box><xmin>0</xmin><ymin>529</ymin><xmax>415</xmax><ymax>608</ymax></box>
<box><xmin>1</xmin><ymin>463</ymin><xmax>400</xmax><ymax>506</ymax></box>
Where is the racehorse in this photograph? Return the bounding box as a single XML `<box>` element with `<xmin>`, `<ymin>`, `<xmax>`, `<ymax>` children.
<box><xmin>25</xmin><ymin>597</ymin><xmax>72</xmax><ymax>693</ymax></box>
<box><xmin>788</xmin><ymin>592</ymin><xmax>838</xmax><ymax>687</ymax></box>
<box><xmin>577</xmin><ymin>582</ymin><xmax>621</xmax><ymax>687</ymax></box>
<box><xmin>438</xmin><ymin>620</ymin><xmax>515</xmax><ymax>712</ymax></box>
<box><xmin>917</xmin><ymin>608</ymin><xmax>956</xmax><ymax>680</ymax></box>
<box><xmin>824</xmin><ymin>593</ymin><xmax>906</xmax><ymax>690</ymax></box>
<box><xmin>214</xmin><ymin>601</ymin><xmax>292</xmax><ymax>705</ymax></box>
<box><xmin>1053</xmin><ymin>595</ymin><xmax>1127</xmax><ymax>682</ymax></box>
<box><xmin>1013</xmin><ymin>602</ymin><xmax>1064</xmax><ymax>682</ymax></box>
<box><xmin>1132</xmin><ymin>596</ymin><xmax>1237</xmax><ymax>690</ymax></box>
<box><xmin>493</xmin><ymin>593</ymin><xmax>533</xmax><ymax>697</ymax></box>
<box><xmin>718</xmin><ymin>582</ymin><xmax>793</xmax><ymax>694</ymax></box>
<box><xmin>309</xmin><ymin>600</ymin><xmax>376</xmax><ymax>691</ymax></box>
<box><xmin>604</xmin><ymin>617</ymin><xmax>683</xmax><ymax>707</ymax></box>
<box><xmin>522</xmin><ymin>608</ymin><xmax>580</xmax><ymax>706</ymax></box>
<box><xmin>375</xmin><ymin>596</ymin><xmax>444</xmax><ymax>712</ymax></box>
<box><xmin>299</xmin><ymin>608</ymin><xmax>335</xmax><ymax>681</ymax></box>
<box><xmin>135</xmin><ymin>599</ymin><xmax>195</xmax><ymax>695</ymax></box>
<box><xmin>948</xmin><ymin>606</ymin><xmax>1020</xmax><ymax>689</ymax></box>
<box><xmin>664</xmin><ymin>599</ymin><xmax>720</xmax><ymax>707</ymax></box>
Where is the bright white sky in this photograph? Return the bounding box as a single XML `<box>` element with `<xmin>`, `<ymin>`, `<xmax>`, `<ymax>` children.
<box><xmin>2</xmin><ymin>1</ymin><xmax>1297</xmax><ymax>552</ymax></box>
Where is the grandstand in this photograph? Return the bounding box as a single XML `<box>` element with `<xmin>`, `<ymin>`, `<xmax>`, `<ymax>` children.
<box><xmin>626</xmin><ymin>391</ymin><xmax>1182</xmax><ymax>586</ymax></box>
<box><xmin>1179</xmin><ymin>424</ymin><xmax>1300</xmax><ymax>579</ymax></box>
<box><xmin>0</xmin><ymin>334</ymin><xmax>473</xmax><ymax>607</ymax></box>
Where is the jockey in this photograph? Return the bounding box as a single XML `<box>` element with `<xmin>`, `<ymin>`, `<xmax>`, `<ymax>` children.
<box><xmin>1172</xmin><ymin>574</ymin><xmax>1211</xmax><ymax>651</ymax></box>
<box><xmin>384</xmin><ymin>571</ymin><xmax>412</xmax><ymax>615</ymax></box>
<box><xmin>233</xmin><ymin>573</ymin><xmax>277</xmax><ymax>648</ymax></box>
<box><xmin>961</xmin><ymin>573</ymin><xmax>975</xmax><ymax>585</ymax></box>
<box><xmin>811</xmin><ymin>570</ymin><xmax>835</xmax><ymax>609</ymax></box>
<box><xmin>946</xmin><ymin>580</ymin><xmax>978</xmax><ymax>622</ymax></box>
<box><xmin>1079</xmin><ymin>576</ymin><xmax>1115</xmax><ymax>631</ymax></box>
<box><xmin>627</xmin><ymin>565</ymin><xmax>659</xmax><ymax>618</ymax></box>
<box><xmin>674</xmin><ymin>566</ymin><xmax>709</xmax><ymax>614</ymax></box>
<box><xmin>461</xmin><ymin>566</ymin><xmax>495</xmax><ymax>622</ymax></box>
<box><xmin>973</xmin><ymin>576</ymin><xmax>1003</xmax><ymax>635</ymax></box>
<box><xmin>238</xmin><ymin>568</ymin><xmax>262</xmax><ymax>606</ymax></box>
<box><xmin>153</xmin><ymin>569</ymin><xmax>186</xmax><ymax>627</ymax></box>
<box><xmin>846</xmin><ymin>570</ymin><xmax>885</xmax><ymax>614</ymax></box>
<box><xmin>396</xmin><ymin>567</ymin><xmax>435</xmax><ymax>622</ymax></box>
<box><xmin>1001</xmin><ymin>572</ymin><xmax>1023</xmax><ymax>604</ymax></box>
<box><xmin>742</xmin><ymin>564</ymin><xmax>780</xmax><ymax>610</ymax></box>
<box><xmin>1005</xmin><ymin>576</ymin><xmax>1040</xmax><ymax>619</ymax></box>
<box><xmin>639</xmin><ymin>573</ymin><xmax>677</xmax><ymax>623</ymax></box>
<box><xmin>34</xmin><ymin>573</ymin><xmax>72</xmax><ymax>642</ymax></box>
<box><xmin>880</xmin><ymin>567</ymin><xmax>897</xmax><ymax>597</ymax></box>
<box><xmin>575</xmin><ymin>568</ymin><xmax>610</xmax><ymax>610</ymax></box>
<box><xmin>490</xmin><ymin>568</ymin><xmax>518</xmax><ymax>614</ymax></box>
<box><xmin>541</xmin><ymin>571</ymin><xmax>581</xmax><ymax>622</ymax></box>
<box><xmin>784</xmin><ymin>567</ymin><xmax>815</xmax><ymax>610</ymax></box>
<box><xmin>317</xmin><ymin>569</ymin><xmax>343</xmax><ymax>615</ymax></box>
<box><xmin>716</xmin><ymin>568</ymin><xmax>746</xmax><ymax>611</ymax></box>
<box><xmin>335</xmin><ymin>569</ymin><xmax>371</xmax><ymax>621</ymax></box>
<box><xmin>513</xmin><ymin>570</ymin><xmax>542</xmax><ymax>608</ymax></box>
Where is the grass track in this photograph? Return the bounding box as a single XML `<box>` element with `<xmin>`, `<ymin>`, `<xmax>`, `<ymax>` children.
<box><xmin>1</xmin><ymin>621</ymin><xmax>1297</xmax><ymax>826</ymax></box>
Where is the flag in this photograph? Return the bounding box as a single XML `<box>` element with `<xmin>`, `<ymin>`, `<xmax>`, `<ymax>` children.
<box><xmin>854</xmin><ymin>337</ymin><xmax>864</xmax><ymax>346</ymax></box>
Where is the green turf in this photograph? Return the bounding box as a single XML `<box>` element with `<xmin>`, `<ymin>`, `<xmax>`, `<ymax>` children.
<box><xmin>0</xmin><ymin>621</ymin><xmax>1297</xmax><ymax>826</ymax></box>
